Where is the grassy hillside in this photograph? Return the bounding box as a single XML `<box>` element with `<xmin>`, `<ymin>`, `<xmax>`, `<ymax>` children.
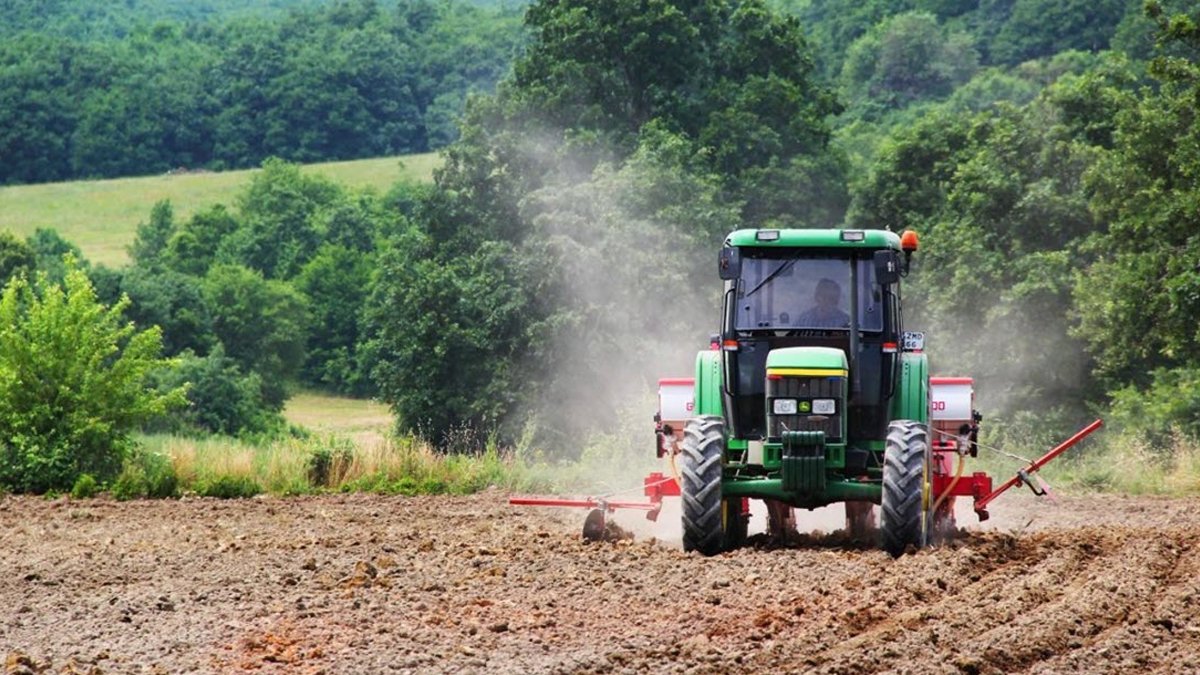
<box><xmin>0</xmin><ymin>152</ymin><xmax>440</xmax><ymax>267</ymax></box>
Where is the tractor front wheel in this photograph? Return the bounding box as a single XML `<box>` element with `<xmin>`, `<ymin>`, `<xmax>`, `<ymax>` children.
<box><xmin>880</xmin><ymin>420</ymin><xmax>931</xmax><ymax>557</ymax></box>
<box><xmin>681</xmin><ymin>415</ymin><xmax>726</xmax><ymax>556</ymax></box>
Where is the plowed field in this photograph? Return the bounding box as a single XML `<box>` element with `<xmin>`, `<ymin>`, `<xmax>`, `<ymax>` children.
<box><xmin>3</xmin><ymin>491</ymin><xmax>1199</xmax><ymax>674</ymax></box>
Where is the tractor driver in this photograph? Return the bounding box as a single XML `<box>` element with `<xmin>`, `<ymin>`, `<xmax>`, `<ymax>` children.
<box><xmin>797</xmin><ymin>278</ymin><xmax>850</xmax><ymax>329</ymax></box>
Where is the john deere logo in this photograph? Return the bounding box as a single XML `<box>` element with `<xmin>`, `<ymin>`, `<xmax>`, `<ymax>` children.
<box><xmin>798</xmin><ymin>401</ymin><xmax>812</xmax><ymax>413</ymax></box>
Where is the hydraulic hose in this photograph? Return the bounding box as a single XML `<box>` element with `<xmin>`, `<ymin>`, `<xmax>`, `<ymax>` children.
<box><xmin>668</xmin><ymin>447</ymin><xmax>683</xmax><ymax>488</ymax></box>
<box><xmin>930</xmin><ymin>451</ymin><xmax>965</xmax><ymax>518</ymax></box>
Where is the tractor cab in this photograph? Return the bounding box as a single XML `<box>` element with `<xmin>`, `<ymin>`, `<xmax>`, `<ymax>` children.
<box><xmin>717</xmin><ymin>229</ymin><xmax>910</xmax><ymax>466</ymax></box>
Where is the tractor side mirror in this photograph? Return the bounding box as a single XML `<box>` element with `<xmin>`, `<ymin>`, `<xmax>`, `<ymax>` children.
<box><xmin>718</xmin><ymin>247</ymin><xmax>741</xmax><ymax>280</ymax></box>
<box><xmin>874</xmin><ymin>250</ymin><xmax>901</xmax><ymax>285</ymax></box>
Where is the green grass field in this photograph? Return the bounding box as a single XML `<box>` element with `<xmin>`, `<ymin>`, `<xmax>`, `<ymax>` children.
<box><xmin>0</xmin><ymin>153</ymin><xmax>441</xmax><ymax>267</ymax></box>
<box><xmin>283</xmin><ymin>390</ymin><xmax>394</xmax><ymax>449</ymax></box>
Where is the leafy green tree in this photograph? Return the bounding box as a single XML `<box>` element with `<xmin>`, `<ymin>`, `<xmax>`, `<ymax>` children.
<box><xmin>70</xmin><ymin>29</ymin><xmax>217</xmax><ymax>178</ymax></box>
<box><xmin>371</xmin><ymin>0</ymin><xmax>845</xmax><ymax>444</ymax></box>
<box><xmin>840</xmin><ymin>12</ymin><xmax>979</xmax><ymax>113</ymax></box>
<box><xmin>0</xmin><ymin>1</ymin><xmax>526</xmax><ymax>184</ymax></box>
<box><xmin>0</xmin><ymin>232</ymin><xmax>36</xmax><ymax>285</ymax></box>
<box><xmin>784</xmin><ymin>0</ymin><xmax>914</xmax><ymax>77</ymax></box>
<box><xmin>118</xmin><ymin>266</ymin><xmax>215</xmax><ymax>356</ymax></box>
<box><xmin>129</xmin><ymin>200</ymin><xmax>176</xmax><ymax>267</ymax></box>
<box><xmin>321</xmin><ymin>194</ymin><xmax>388</xmax><ymax>253</ymax></box>
<box><xmin>500</xmin><ymin>0</ymin><xmax>843</xmax><ymax>225</ymax></box>
<box><xmin>164</xmin><ymin>204</ymin><xmax>241</xmax><ymax>277</ymax></box>
<box><xmin>366</xmin><ymin>235</ymin><xmax>539</xmax><ymax>443</ymax></box>
<box><xmin>27</xmin><ymin>228</ymin><xmax>87</xmax><ymax>284</ymax></box>
<box><xmin>223</xmin><ymin>159</ymin><xmax>340</xmax><ymax>279</ymax></box>
<box><xmin>203</xmin><ymin>263</ymin><xmax>309</xmax><ymax>407</ymax></box>
<box><xmin>296</xmin><ymin>244</ymin><xmax>374</xmax><ymax>394</ymax></box>
<box><xmin>851</xmin><ymin>80</ymin><xmax>1112</xmax><ymax>417</ymax></box>
<box><xmin>513</xmin><ymin>129</ymin><xmax>742</xmax><ymax>437</ymax></box>
<box><xmin>1107</xmin><ymin>367</ymin><xmax>1200</xmax><ymax>444</ymax></box>
<box><xmin>1074</xmin><ymin>1</ymin><xmax>1200</xmax><ymax>415</ymax></box>
<box><xmin>0</xmin><ymin>265</ymin><xmax>184</xmax><ymax>493</ymax></box>
<box><xmin>0</xmin><ymin>0</ymin><xmax>335</xmax><ymax>39</ymax></box>
<box><xmin>988</xmin><ymin>0</ymin><xmax>1129</xmax><ymax>65</ymax></box>
<box><xmin>940</xmin><ymin>68</ymin><xmax>1040</xmax><ymax>113</ymax></box>
<box><xmin>849</xmin><ymin>109</ymin><xmax>974</xmax><ymax>230</ymax></box>
<box><xmin>149</xmin><ymin>346</ymin><xmax>283</xmax><ymax>437</ymax></box>
<box><xmin>0</xmin><ymin>35</ymin><xmax>97</xmax><ymax>183</ymax></box>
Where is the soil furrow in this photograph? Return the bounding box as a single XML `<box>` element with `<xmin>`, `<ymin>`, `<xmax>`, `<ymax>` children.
<box><xmin>3</xmin><ymin>492</ymin><xmax>1199</xmax><ymax>674</ymax></box>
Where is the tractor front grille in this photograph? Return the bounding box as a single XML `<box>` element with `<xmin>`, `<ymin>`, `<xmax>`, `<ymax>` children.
<box><xmin>767</xmin><ymin>375</ymin><xmax>843</xmax><ymax>442</ymax></box>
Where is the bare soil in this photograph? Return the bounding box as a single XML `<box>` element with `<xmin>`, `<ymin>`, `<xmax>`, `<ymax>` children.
<box><xmin>3</xmin><ymin>490</ymin><xmax>1200</xmax><ymax>674</ymax></box>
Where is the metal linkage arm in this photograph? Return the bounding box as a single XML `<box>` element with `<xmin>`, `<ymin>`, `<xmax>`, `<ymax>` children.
<box><xmin>973</xmin><ymin>419</ymin><xmax>1103</xmax><ymax>518</ymax></box>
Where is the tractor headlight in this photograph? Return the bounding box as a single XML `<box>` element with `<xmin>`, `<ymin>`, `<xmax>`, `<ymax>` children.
<box><xmin>812</xmin><ymin>399</ymin><xmax>836</xmax><ymax>415</ymax></box>
<box><xmin>772</xmin><ymin>398</ymin><xmax>798</xmax><ymax>415</ymax></box>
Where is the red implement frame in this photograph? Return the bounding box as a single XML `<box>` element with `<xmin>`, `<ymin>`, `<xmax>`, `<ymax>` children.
<box><xmin>511</xmin><ymin>420</ymin><xmax>1102</xmax><ymax>534</ymax></box>
<box><xmin>508</xmin><ymin>472</ymin><xmax>681</xmax><ymax>522</ymax></box>
<box><xmin>970</xmin><ymin>418</ymin><xmax>1102</xmax><ymax>518</ymax></box>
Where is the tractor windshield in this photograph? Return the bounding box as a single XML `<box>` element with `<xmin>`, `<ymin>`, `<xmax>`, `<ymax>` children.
<box><xmin>734</xmin><ymin>255</ymin><xmax>882</xmax><ymax>332</ymax></box>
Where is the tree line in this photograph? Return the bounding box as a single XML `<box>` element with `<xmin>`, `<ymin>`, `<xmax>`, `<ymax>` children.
<box><xmin>0</xmin><ymin>0</ymin><xmax>524</xmax><ymax>184</ymax></box>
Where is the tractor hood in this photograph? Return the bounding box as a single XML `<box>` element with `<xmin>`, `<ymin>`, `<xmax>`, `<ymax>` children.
<box><xmin>764</xmin><ymin>347</ymin><xmax>848</xmax><ymax>446</ymax></box>
<box><xmin>765</xmin><ymin>347</ymin><xmax>848</xmax><ymax>375</ymax></box>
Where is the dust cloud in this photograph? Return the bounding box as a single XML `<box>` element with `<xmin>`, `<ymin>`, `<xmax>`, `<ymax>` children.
<box><xmin>905</xmin><ymin>269</ymin><xmax>1095</xmax><ymax>446</ymax></box>
<box><xmin>510</xmin><ymin>132</ymin><xmax>732</xmax><ymax>494</ymax></box>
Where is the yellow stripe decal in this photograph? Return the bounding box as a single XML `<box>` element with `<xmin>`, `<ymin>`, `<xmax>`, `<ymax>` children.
<box><xmin>768</xmin><ymin>368</ymin><xmax>848</xmax><ymax>377</ymax></box>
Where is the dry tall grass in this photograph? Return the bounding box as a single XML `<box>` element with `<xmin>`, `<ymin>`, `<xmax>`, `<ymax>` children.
<box><xmin>137</xmin><ymin>430</ymin><xmax>545</xmax><ymax>497</ymax></box>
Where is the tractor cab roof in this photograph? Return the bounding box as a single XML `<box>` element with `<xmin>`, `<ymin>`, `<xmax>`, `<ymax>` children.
<box><xmin>726</xmin><ymin>228</ymin><xmax>901</xmax><ymax>251</ymax></box>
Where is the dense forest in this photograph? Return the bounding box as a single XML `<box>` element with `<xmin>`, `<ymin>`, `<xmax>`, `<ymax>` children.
<box><xmin>2</xmin><ymin>0</ymin><xmax>1199</xmax><ymax>492</ymax></box>
<box><xmin>0</xmin><ymin>0</ymin><xmax>525</xmax><ymax>183</ymax></box>
<box><xmin>0</xmin><ymin>0</ymin><xmax>521</xmax><ymax>36</ymax></box>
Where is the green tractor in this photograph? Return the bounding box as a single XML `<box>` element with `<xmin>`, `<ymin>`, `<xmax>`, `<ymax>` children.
<box><xmin>678</xmin><ymin>227</ymin><xmax>958</xmax><ymax>557</ymax></box>
<box><xmin>513</xmin><ymin>226</ymin><xmax>1099</xmax><ymax>553</ymax></box>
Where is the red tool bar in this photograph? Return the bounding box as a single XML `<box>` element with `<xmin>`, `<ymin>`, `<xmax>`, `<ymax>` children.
<box><xmin>932</xmin><ymin>472</ymin><xmax>992</xmax><ymax>500</ymax></box>
<box><xmin>507</xmin><ymin>496</ymin><xmax>661</xmax><ymax>512</ymax></box>
<box><xmin>645</xmin><ymin>472</ymin><xmax>680</xmax><ymax>497</ymax></box>
<box><xmin>509</xmin><ymin>472</ymin><xmax>681</xmax><ymax>523</ymax></box>
<box><xmin>974</xmin><ymin>418</ymin><xmax>1103</xmax><ymax>514</ymax></box>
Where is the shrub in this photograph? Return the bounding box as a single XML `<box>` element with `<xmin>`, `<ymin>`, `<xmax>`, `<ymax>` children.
<box><xmin>195</xmin><ymin>475</ymin><xmax>262</xmax><ymax>499</ymax></box>
<box><xmin>306</xmin><ymin>442</ymin><xmax>355</xmax><ymax>488</ymax></box>
<box><xmin>0</xmin><ymin>264</ymin><xmax>185</xmax><ymax>493</ymax></box>
<box><xmin>70</xmin><ymin>474</ymin><xmax>98</xmax><ymax>499</ymax></box>
<box><xmin>111</xmin><ymin>450</ymin><xmax>179</xmax><ymax>500</ymax></box>
<box><xmin>111</xmin><ymin>469</ymin><xmax>143</xmax><ymax>501</ymax></box>
<box><xmin>1108</xmin><ymin>367</ymin><xmax>1200</xmax><ymax>448</ymax></box>
<box><xmin>418</xmin><ymin>477</ymin><xmax>447</xmax><ymax>494</ymax></box>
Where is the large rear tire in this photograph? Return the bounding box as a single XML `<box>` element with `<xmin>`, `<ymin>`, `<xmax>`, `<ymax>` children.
<box><xmin>880</xmin><ymin>420</ymin><xmax>931</xmax><ymax>557</ymax></box>
<box><xmin>681</xmin><ymin>415</ymin><xmax>726</xmax><ymax>556</ymax></box>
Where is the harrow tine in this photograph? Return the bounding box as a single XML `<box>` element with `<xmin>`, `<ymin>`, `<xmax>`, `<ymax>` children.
<box><xmin>1035</xmin><ymin>474</ymin><xmax>1058</xmax><ymax>504</ymax></box>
